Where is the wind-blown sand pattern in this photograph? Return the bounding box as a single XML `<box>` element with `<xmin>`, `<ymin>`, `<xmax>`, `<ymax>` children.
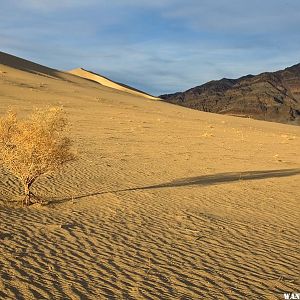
<box><xmin>0</xmin><ymin>51</ymin><xmax>299</xmax><ymax>299</ymax></box>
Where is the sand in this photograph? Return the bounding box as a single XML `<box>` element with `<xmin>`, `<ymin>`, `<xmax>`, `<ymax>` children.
<box><xmin>68</xmin><ymin>68</ymin><xmax>158</xmax><ymax>100</ymax></box>
<box><xmin>0</xmin><ymin>51</ymin><xmax>299</xmax><ymax>299</ymax></box>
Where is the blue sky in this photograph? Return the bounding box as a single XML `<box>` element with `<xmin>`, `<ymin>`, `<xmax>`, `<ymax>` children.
<box><xmin>1</xmin><ymin>0</ymin><xmax>300</xmax><ymax>95</ymax></box>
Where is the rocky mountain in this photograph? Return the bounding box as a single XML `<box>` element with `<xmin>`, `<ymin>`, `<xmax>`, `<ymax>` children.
<box><xmin>160</xmin><ymin>64</ymin><xmax>300</xmax><ymax>125</ymax></box>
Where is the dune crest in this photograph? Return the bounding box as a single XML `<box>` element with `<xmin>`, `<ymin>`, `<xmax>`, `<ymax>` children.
<box><xmin>68</xmin><ymin>68</ymin><xmax>158</xmax><ymax>100</ymax></box>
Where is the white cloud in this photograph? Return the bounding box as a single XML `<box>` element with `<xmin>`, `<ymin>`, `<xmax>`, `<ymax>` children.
<box><xmin>163</xmin><ymin>0</ymin><xmax>300</xmax><ymax>33</ymax></box>
<box><xmin>14</xmin><ymin>0</ymin><xmax>175</xmax><ymax>12</ymax></box>
<box><xmin>1</xmin><ymin>0</ymin><xmax>300</xmax><ymax>94</ymax></box>
<box><xmin>18</xmin><ymin>0</ymin><xmax>97</xmax><ymax>11</ymax></box>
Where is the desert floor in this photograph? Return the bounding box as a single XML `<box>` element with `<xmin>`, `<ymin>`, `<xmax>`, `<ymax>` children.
<box><xmin>0</xmin><ymin>53</ymin><xmax>299</xmax><ymax>299</ymax></box>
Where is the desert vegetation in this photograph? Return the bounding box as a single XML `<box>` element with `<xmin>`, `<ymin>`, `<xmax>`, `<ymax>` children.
<box><xmin>0</xmin><ymin>107</ymin><xmax>76</xmax><ymax>206</ymax></box>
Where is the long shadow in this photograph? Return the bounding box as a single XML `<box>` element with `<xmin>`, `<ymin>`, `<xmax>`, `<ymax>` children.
<box><xmin>52</xmin><ymin>168</ymin><xmax>300</xmax><ymax>205</ymax></box>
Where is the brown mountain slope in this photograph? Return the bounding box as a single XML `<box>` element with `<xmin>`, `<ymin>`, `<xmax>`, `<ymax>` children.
<box><xmin>160</xmin><ymin>63</ymin><xmax>300</xmax><ymax>125</ymax></box>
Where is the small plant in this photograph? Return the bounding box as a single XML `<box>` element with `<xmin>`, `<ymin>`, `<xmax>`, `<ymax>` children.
<box><xmin>0</xmin><ymin>107</ymin><xmax>76</xmax><ymax>206</ymax></box>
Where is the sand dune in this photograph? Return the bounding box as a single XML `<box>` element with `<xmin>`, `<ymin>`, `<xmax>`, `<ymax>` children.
<box><xmin>68</xmin><ymin>68</ymin><xmax>158</xmax><ymax>100</ymax></box>
<box><xmin>0</xmin><ymin>52</ymin><xmax>299</xmax><ymax>299</ymax></box>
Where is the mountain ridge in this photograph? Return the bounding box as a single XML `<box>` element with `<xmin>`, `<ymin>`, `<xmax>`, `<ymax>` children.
<box><xmin>160</xmin><ymin>63</ymin><xmax>300</xmax><ymax>125</ymax></box>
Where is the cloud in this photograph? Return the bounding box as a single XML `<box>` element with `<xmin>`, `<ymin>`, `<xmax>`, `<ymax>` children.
<box><xmin>1</xmin><ymin>0</ymin><xmax>300</xmax><ymax>95</ymax></box>
<box><xmin>14</xmin><ymin>0</ymin><xmax>175</xmax><ymax>12</ymax></box>
<box><xmin>15</xmin><ymin>0</ymin><xmax>97</xmax><ymax>11</ymax></box>
<box><xmin>164</xmin><ymin>0</ymin><xmax>300</xmax><ymax>33</ymax></box>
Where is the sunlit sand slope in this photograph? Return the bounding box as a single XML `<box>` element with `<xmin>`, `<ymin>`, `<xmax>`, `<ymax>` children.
<box><xmin>68</xmin><ymin>67</ymin><xmax>158</xmax><ymax>100</ymax></box>
<box><xmin>0</xmin><ymin>52</ymin><xmax>299</xmax><ymax>299</ymax></box>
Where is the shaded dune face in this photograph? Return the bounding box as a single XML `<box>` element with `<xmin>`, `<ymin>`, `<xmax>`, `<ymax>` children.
<box><xmin>0</xmin><ymin>52</ymin><xmax>300</xmax><ymax>299</ymax></box>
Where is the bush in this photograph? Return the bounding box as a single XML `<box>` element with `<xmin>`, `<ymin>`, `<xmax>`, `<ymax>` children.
<box><xmin>0</xmin><ymin>107</ymin><xmax>76</xmax><ymax>206</ymax></box>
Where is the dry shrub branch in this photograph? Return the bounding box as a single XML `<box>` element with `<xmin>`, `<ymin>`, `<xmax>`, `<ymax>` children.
<box><xmin>0</xmin><ymin>107</ymin><xmax>76</xmax><ymax>206</ymax></box>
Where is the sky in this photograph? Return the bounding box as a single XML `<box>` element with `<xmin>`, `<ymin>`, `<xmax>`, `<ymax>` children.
<box><xmin>1</xmin><ymin>0</ymin><xmax>300</xmax><ymax>95</ymax></box>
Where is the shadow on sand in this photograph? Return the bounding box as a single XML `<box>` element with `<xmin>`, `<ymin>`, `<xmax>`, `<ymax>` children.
<box><xmin>52</xmin><ymin>168</ymin><xmax>300</xmax><ymax>205</ymax></box>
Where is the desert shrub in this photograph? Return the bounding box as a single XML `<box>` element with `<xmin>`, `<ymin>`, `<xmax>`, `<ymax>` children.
<box><xmin>0</xmin><ymin>107</ymin><xmax>76</xmax><ymax>206</ymax></box>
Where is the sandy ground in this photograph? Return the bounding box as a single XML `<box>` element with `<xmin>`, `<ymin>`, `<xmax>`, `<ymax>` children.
<box><xmin>0</xmin><ymin>52</ymin><xmax>299</xmax><ymax>299</ymax></box>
